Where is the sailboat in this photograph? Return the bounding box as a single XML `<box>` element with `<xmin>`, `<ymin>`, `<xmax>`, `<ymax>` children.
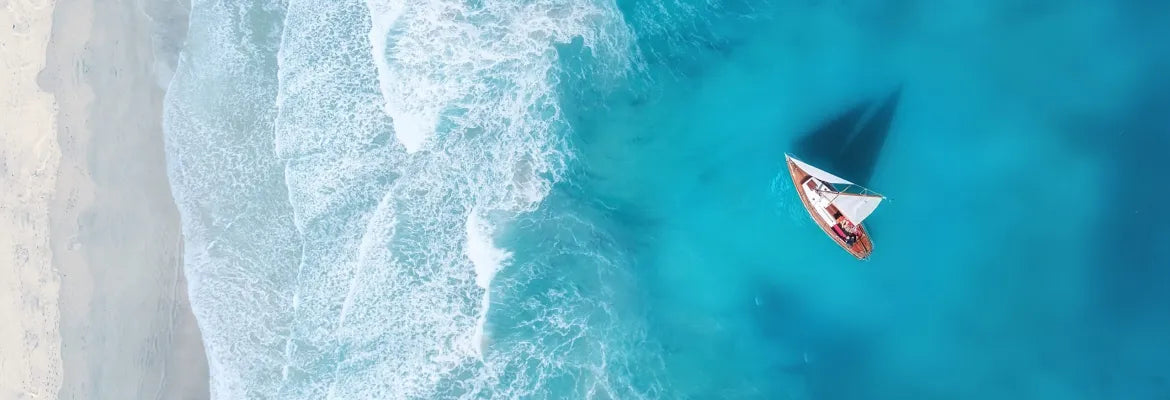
<box><xmin>785</xmin><ymin>154</ymin><xmax>886</xmax><ymax>260</ymax></box>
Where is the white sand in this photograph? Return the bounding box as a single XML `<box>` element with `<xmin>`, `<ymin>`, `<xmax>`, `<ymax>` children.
<box><xmin>3</xmin><ymin>0</ymin><xmax>209</xmax><ymax>398</ymax></box>
<box><xmin>0</xmin><ymin>0</ymin><xmax>65</xmax><ymax>398</ymax></box>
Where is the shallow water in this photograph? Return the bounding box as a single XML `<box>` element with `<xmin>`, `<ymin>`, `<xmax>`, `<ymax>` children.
<box><xmin>164</xmin><ymin>0</ymin><xmax>1170</xmax><ymax>398</ymax></box>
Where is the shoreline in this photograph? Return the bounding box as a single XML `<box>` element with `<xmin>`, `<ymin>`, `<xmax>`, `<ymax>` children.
<box><xmin>38</xmin><ymin>0</ymin><xmax>209</xmax><ymax>397</ymax></box>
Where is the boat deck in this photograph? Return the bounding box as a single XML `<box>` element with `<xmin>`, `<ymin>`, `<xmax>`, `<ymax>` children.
<box><xmin>786</xmin><ymin>158</ymin><xmax>874</xmax><ymax>259</ymax></box>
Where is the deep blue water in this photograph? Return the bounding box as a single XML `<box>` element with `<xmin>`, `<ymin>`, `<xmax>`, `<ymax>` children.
<box><xmin>163</xmin><ymin>0</ymin><xmax>1170</xmax><ymax>398</ymax></box>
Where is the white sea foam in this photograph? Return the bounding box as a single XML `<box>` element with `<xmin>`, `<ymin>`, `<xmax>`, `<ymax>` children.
<box><xmin>365</xmin><ymin>0</ymin><xmax>636</xmax><ymax>156</ymax></box>
<box><xmin>467</xmin><ymin>210</ymin><xmax>512</xmax><ymax>290</ymax></box>
<box><xmin>164</xmin><ymin>0</ymin><xmax>298</xmax><ymax>398</ymax></box>
<box><xmin>357</xmin><ymin>0</ymin><xmax>638</xmax><ymax>392</ymax></box>
<box><xmin>362</xmin><ymin>0</ymin><xmax>409</xmax><ymax>138</ymax></box>
<box><xmin>466</xmin><ymin>209</ymin><xmax>512</xmax><ymax>356</ymax></box>
<box><xmin>170</xmin><ymin>0</ymin><xmax>649</xmax><ymax>397</ymax></box>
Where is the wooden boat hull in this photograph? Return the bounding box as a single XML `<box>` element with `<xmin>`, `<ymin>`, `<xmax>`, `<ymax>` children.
<box><xmin>786</xmin><ymin>157</ymin><xmax>874</xmax><ymax>260</ymax></box>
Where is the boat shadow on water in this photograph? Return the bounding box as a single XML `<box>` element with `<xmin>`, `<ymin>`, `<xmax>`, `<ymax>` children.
<box><xmin>791</xmin><ymin>87</ymin><xmax>903</xmax><ymax>189</ymax></box>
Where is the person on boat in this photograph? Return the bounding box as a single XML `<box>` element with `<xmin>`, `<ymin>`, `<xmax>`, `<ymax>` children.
<box><xmin>834</xmin><ymin>217</ymin><xmax>852</xmax><ymax>232</ymax></box>
<box><xmin>832</xmin><ymin>217</ymin><xmax>858</xmax><ymax>246</ymax></box>
<box><xmin>845</xmin><ymin>219</ymin><xmax>860</xmax><ymax>233</ymax></box>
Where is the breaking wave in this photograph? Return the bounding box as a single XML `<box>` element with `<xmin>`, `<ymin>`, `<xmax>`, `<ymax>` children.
<box><xmin>164</xmin><ymin>0</ymin><xmax>664</xmax><ymax>397</ymax></box>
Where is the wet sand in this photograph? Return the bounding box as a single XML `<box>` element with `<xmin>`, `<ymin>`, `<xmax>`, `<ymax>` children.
<box><xmin>2</xmin><ymin>0</ymin><xmax>208</xmax><ymax>398</ymax></box>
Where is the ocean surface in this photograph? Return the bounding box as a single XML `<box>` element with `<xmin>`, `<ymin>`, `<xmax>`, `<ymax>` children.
<box><xmin>162</xmin><ymin>0</ymin><xmax>1170</xmax><ymax>398</ymax></box>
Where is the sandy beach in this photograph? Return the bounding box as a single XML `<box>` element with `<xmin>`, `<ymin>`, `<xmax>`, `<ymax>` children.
<box><xmin>2</xmin><ymin>0</ymin><xmax>208</xmax><ymax>398</ymax></box>
<box><xmin>1</xmin><ymin>0</ymin><xmax>63</xmax><ymax>398</ymax></box>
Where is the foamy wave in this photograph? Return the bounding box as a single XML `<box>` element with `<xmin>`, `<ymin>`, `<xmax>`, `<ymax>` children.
<box><xmin>170</xmin><ymin>0</ymin><xmax>649</xmax><ymax>397</ymax></box>
<box><xmin>466</xmin><ymin>209</ymin><xmax>512</xmax><ymax>357</ymax></box>
<box><xmin>467</xmin><ymin>209</ymin><xmax>512</xmax><ymax>289</ymax></box>
<box><xmin>366</xmin><ymin>0</ymin><xmax>636</xmax><ymax>194</ymax></box>
<box><xmin>473</xmin><ymin>204</ymin><xmax>673</xmax><ymax>399</ymax></box>
<box><xmin>164</xmin><ymin>0</ymin><xmax>297</xmax><ymax>398</ymax></box>
<box><xmin>357</xmin><ymin>1</ymin><xmax>640</xmax><ymax>393</ymax></box>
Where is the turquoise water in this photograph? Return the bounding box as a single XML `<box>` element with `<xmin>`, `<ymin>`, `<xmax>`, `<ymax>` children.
<box><xmin>163</xmin><ymin>0</ymin><xmax>1170</xmax><ymax>398</ymax></box>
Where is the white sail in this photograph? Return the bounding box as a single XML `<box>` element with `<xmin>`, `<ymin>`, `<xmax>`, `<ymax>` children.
<box><xmin>787</xmin><ymin>155</ymin><xmax>853</xmax><ymax>185</ymax></box>
<box><xmin>831</xmin><ymin>193</ymin><xmax>883</xmax><ymax>224</ymax></box>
